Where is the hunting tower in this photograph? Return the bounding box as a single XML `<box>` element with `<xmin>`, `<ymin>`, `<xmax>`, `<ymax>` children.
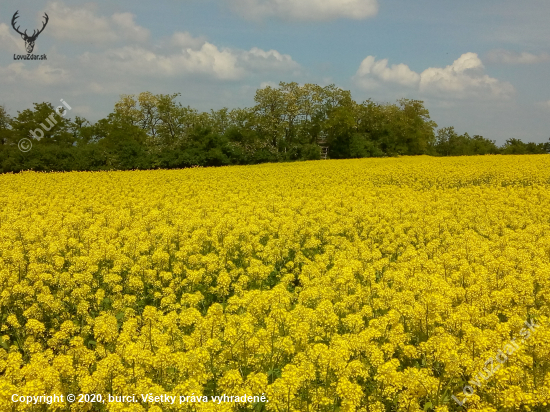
<box><xmin>318</xmin><ymin>137</ymin><xmax>329</xmax><ymax>159</ymax></box>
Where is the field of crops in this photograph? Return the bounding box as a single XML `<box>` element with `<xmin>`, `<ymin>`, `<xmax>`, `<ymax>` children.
<box><xmin>1</xmin><ymin>155</ymin><xmax>549</xmax><ymax>412</ymax></box>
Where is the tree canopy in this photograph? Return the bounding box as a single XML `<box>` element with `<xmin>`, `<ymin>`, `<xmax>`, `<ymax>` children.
<box><xmin>0</xmin><ymin>82</ymin><xmax>548</xmax><ymax>173</ymax></box>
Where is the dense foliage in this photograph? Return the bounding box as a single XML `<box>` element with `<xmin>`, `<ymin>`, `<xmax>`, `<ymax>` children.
<box><xmin>1</xmin><ymin>156</ymin><xmax>550</xmax><ymax>411</ymax></box>
<box><xmin>0</xmin><ymin>84</ymin><xmax>548</xmax><ymax>173</ymax></box>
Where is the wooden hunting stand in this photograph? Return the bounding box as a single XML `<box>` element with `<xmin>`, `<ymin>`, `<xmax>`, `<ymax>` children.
<box><xmin>318</xmin><ymin>138</ymin><xmax>329</xmax><ymax>159</ymax></box>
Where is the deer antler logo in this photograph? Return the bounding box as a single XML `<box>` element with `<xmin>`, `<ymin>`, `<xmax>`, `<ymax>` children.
<box><xmin>11</xmin><ymin>10</ymin><xmax>49</xmax><ymax>54</ymax></box>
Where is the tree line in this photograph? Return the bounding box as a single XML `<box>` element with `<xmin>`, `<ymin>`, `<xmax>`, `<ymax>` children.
<box><xmin>0</xmin><ymin>82</ymin><xmax>548</xmax><ymax>173</ymax></box>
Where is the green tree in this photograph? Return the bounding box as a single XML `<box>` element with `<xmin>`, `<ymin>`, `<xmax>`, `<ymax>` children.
<box><xmin>91</xmin><ymin>113</ymin><xmax>151</xmax><ymax>170</ymax></box>
<box><xmin>252</xmin><ymin>85</ymin><xmax>286</xmax><ymax>152</ymax></box>
<box><xmin>500</xmin><ymin>138</ymin><xmax>547</xmax><ymax>155</ymax></box>
<box><xmin>70</xmin><ymin>116</ymin><xmax>96</xmax><ymax>146</ymax></box>
<box><xmin>10</xmin><ymin>102</ymin><xmax>75</xmax><ymax>147</ymax></box>
<box><xmin>395</xmin><ymin>99</ymin><xmax>437</xmax><ymax>155</ymax></box>
<box><xmin>433</xmin><ymin>127</ymin><xmax>459</xmax><ymax>156</ymax></box>
<box><xmin>433</xmin><ymin>127</ymin><xmax>500</xmax><ymax>156</ymax></box>
<box><xmin>0</xmin><ymin>105</ymin><xmax>13</xmax><ymax>146</ymax></box>
<box><xmin>324</xmin><ymin>105</ymin><xmax>356</xmax><ymax>158</ymax></box>
<box><xmin>469</xmin><ymin>134</ymin><xmax>500</xmax><ymax>155</ymax></box>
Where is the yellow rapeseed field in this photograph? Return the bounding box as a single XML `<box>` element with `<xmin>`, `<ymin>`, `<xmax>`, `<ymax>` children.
<box><xmin>1</xmin><ymin>155</ymin><xmax>549</xmax><ymax>412</ymax></box>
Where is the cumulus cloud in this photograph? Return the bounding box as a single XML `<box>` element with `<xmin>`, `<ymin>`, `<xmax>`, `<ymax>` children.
<box><xmin>78</xmin><ymin>44</ymin><xmax>242</xmax><ymax>80</ymax></box>
<box><xmin>77</xmin><ymin>40</ymin><xmax>299</xmax><ymax>81</ymax></box>
<box><xmin>227</xmin><ymin>0</ymin><xmax>378</xmax><ymax>21</ymax></box>
<box><xmin>486</xmin><ymin>49</ymin><xmax>550</xmax><ymax>65</ymax></box>
<box><xmin>355</xmin><ymin>56</ymin><xmax>420</xmax><ymax>87</ymax></box>
<box><xmin>0</xmin><ymin>1</ymin><xmax>302</xmax><ymax>119</ymax></box>
<box><xmin>46</xmin><ymin>2</ymin><xmax>150</xmax><ymax>44</ymax></box>
<box><xmin>171</xmin><ymin>32</ymin><xmax>208</xmax><ymax>49</ymax></box>
<box><xmin>354</xmin><ymin>52</ymin><xmax>515</xmax><ymax>100</ymax></box>
<box><xmin>239</xmin><ymin>47</ymin><xmax>300</xmax><ymax>72</ymax></box>
<box><xmin>46</xmin><ymin>1</ymin><xmax>299</xmax><ymax>81</ymax></box>
<box><xmin>0</xmin><ymin>62</ymin><xmax>70</xmax><ymax>85</ymax></box>
<box><xmin>419</xmin><ymin>53</ymin><xmax>514</xmax><ymax>98</ymax></box>
<box><xmin>1</xmin><ymin>1</ymin><xmax>299</xmax><ymax>89</ymax></box>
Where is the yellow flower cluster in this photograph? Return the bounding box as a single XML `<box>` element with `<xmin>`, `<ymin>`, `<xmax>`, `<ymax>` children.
<box><xmin>0</xmin><ymin>155</ymin><xmax>549</xmax><ymax>411</ymax></box>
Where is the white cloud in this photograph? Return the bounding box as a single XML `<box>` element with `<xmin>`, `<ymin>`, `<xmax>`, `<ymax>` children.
<box><xmin>184</xmin><ymin>43</ymin><xmax>244</xmax><ymax>80</ymax></box>
<box><xmin>0</xmin><ymin>1</ymin><xmax>302</xmax><ymax>121</ymax></box>
<box><xmin>110</xmin><ymin>13</ymin><xmax>150</xmax><ymax>43</ymax></box>
<box><xmin>0</xmin><ymin>62</ymin><xmax>70</xmax><ymax>85</ymax></box>
<box><xmin>171</xmin><ymin>32</ymin><xmax>207</xmax><ymax>49</ymax></box>
<box><xmin>227</xmin><ymin>0</ymin><xmax>378</xmax><ymax>21</ymax></box>
<box><xmin>240</xmin><ymin>47</ymin><xmax>300</xmax><ymax>72</ymax></box>
<box><xmin>2</xmin><ymin>2</ymin><xmax>299</xmax><ymax>88</ymax></box>
<box><xmin>76</xmin><ymin>41</ymin><xmax>299</xmax><ymax>81</ymax></box>
<box><xmin>0</xmin><ymin>5</ymin><xmax>302</xmax><ymax>125</ymax></box>
<box><xmin>486</xmin><ymin>49</ymin><xmax>550</xmax><ymax>65</ymax></box>
<box><xmin>38</xmin><ymin>2</ymin><xmax>299</xmax><ymax>82</ymax></box>
<box><xmin>354</xmin><ymin>52</ymin><xmax>515</xmax><ymax>100</ymax></box>
<box><xmin>46</xmin><ymin>2</ymin><xmax>149</xmax><ymax>44</ymax></box>
<box><xmin>77</xmin><ymin>43</ymin><xmax>242</xmax><ymax>80</ymax></box>
<box><xmin>355</xmin><ymin>56</ymin><xmax>420</xmax><ymax>87</ymax></box>
<box><xmin>419</xmin><ymin>53</ymin><xmax>514</xmax><ymax>99</ymax></box>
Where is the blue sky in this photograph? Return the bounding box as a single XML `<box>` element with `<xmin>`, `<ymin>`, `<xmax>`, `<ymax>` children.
<box><xmin>1</xmin><ymin>0</ymin><xmax>549</xmax><ymax>144</ymax></box>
